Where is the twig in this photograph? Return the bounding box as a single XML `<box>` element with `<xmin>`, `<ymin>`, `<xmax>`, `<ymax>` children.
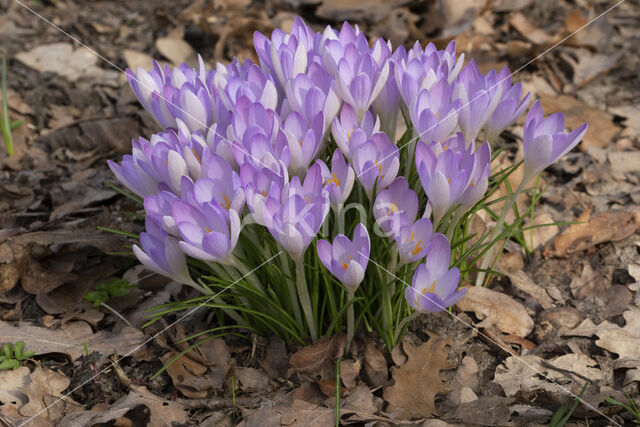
<box><xmin>100</xmin><ymin>302</ymin><xmax>135</xmax><ymax>328</ymax></box>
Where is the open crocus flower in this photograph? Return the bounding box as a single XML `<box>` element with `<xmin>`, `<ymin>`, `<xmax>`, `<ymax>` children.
<box><xmin>331</xmin><ymin>103</ymin><xmax>380</xmax><ymax>160</ymax></box>
<box><xmin>405</xmin><ymin>234</ymin><xmax>465</xmax><ymax>313</ymax></box>
<box><xmin>317</xmin><ymin>149</ymin><xmax>355</xmax><ymax>213</ymax></box>
<box><xmin>373</xmin><ymin>177</ymin><xmax>419</xmax><ymax>237</ymax></box>
<box><xmin>192</xmin><ymin>151</ymin><xmax>245</xmax><ymax>213</ymax></box>
<box><xmin>171</xmin><ymin>197</ymin><xmax>241</xmax><ymax>265</ymax></box>
<box><xmin>352</xmin><ymin>132</ymin><xmax>400</xmax><ymax>198</ymax></box>
<box><xmin>317</xmin><ymin>223</ymin><xmax>370</xmax><ymax>292</ymax></box>
<box><xmin>522</xmin><ymin>100</ymin><xmax>588</xmax><ymax>184</ymax></box>
<box><xmin>133</xmin><ymin>217</ymin><xmax>198</xmax><ymax>287</ymax></box>
<box><xmin>395</xmin><ymin>218</ymin><xmax>437</xmax><ymax>265</ymax></box>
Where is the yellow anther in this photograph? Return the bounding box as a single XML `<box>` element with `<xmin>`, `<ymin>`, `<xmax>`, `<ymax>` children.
<box><xmin>220</xmin><ymin>192</ymin><xmax>231</xmax><ymax>210</ymax></box>
<box><xmin>448</xmin><ymin>177</ymin><xmax>451</xmax><ymax>184</ymax></box>
<box><xmin>306</xmin><ymin>196</ymin><xmax>310</xmax><ymax>204</ymax></box>
<box><xmin>408</xmin><ymin>231</ymin><xmax>415</xmax><ymax>242</ymax></box>
<box><xmin>428</xmin><ymin>279</ymin><xmax>437</xmax><ymax>293</ymax></box>
<box><xmin>261</xmin><ymin>189</ymin><xmax>267</xmax><ymax>197</ymax></box>
<box><xmin>298</xmin><ymin>139</ymin><xmax>303</xmax><ymax>147</ymax></box>
<box><xmin>341</xmin><ymin>262</ymin><xmax>349</xmax><ymax>271</ymax></box>
<box><xmin>326</xmin><ymin>172</ymin><xmax>340</xmax><ymax>186</ymax></box>
<box><xmin>411</xmin><ymin>240</ymin><xmax>423</xmax><ymax>256</ymax></box>
<box><xmin>192</xmin><ymin>148</ymin><xmax>201</xmax><ymax>163</ymax></box>
<box><xmin>205</xmin><ymin>227</ymin><xmax>211</xmax><ymax>233</ymax></box>
<box><xmin>347</xmin><ymin>130</ymin><xmax>352</xmax><ymax>141</ymax></box>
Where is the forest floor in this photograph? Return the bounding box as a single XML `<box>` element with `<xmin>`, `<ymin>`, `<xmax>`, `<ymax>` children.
<box><xmin>1</xmin><ymin>0</ymin><xmax>640</xmax><ymax>425</ymax></box>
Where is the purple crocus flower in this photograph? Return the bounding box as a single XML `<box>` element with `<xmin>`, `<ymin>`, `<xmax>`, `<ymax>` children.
<box><xmin>282</xmin><ymin>111</ymin><xmax>324</xmax><ymax>176</ymax></box>
<box><xmin>283</xmin><ymin>64</ymin><xmax>340</xmax><ymax>133</ymax></box>
<box><xmin>453</xmin><ymin>60</ymin><xmax>503</xmax><ymax>145</ymax></box>
<box><xmin>458</xmin><ymin>141</ymin><xmax>491</xmax><ymax>213</ymax></box>
<box><xmin>133</xmin><ymin>217</ymin><xmax>197</xmax><ymax>286</ymax></box>
<box><xmin>404</xmin><ymin>234</ymin><xmax>466</xmax><ymax>313</ymax></box>
<box><xmin>323</xmin><ymin>37</ymin><xmax>390</xmax><ymax>120</ymax></box>
<box><xmin>317</xmin><ymin>223</ymin><xmax>370</xmax><ymax>292</ymax></box>
<box><xmin>317</xmin><ymin>149</ymin><xmax>355</xmax><ymax>213</ymax></box>
<box><xmin>484</xmin><ymin>66</ymin><xmax>531</xmax><ymax>141</ymax></box>
<box><xmin>193</xmin><ymin>151</ymin><xmax>245</xmax><ymax>213</ymax></box>
<box><xmin>241</xmin><ymin>162</ymin><xmax>288</xmax><ymax>226</ymax></box>
<box><xmin>331</xmin><ymin>103</ymin><xmax>380</xmax><ymax>161</ymax></box>
<box><xmin>410</xmin><ymin>78</ymin><xmax>460</xmax><ymax>145</ymax></box>
<box><xmin>144</xmin><ymin>190</ymin><xmax>180</xmax><ymax>236</ymax></box>
<box><xmin>395</xmin><ymin>218</ymin><xmax>437</xmax><ymax>265</ymax></box>
<box><xmin>522</xmin><ymin>100</ymin><xmax>588</xmax><ymax>184</ymax></box>
<box><xmin>352</xmin><ymin>132</ymin><xmax>400</xmax><ymax>198</ymax></box>
<box><xmin>373</xmin><ymin>177</ymin><xmax>419</xmax><ymax>237</ymax></box>
<box><xmin>171</xmin><ymin>197</ymin><xmax>241</xmax><ymax>264</ymax></box>
<box><xmin>263</xmin><ymin>186</ymin><xmax>330</xmax><ymax>261</ymax></box>
<box><xmin>212</xmin><ymin>57</ymin><xmax>279</xmax><ymax>113</ymax></box>
<box><xmin>415</xmin><ymin>138</ymin><xmax>472</xmax><ymax>225</ymax></box>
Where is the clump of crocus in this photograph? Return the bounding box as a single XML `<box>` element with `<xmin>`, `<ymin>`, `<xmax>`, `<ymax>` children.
<box><xmin>112</xmin><ymin>16</ymin><xmax>588</xmax><ymax>351</ymax></box>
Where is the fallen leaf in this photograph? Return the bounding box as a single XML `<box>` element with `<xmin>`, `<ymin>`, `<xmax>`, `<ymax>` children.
<box><xmin>560</xmin><ymin>48</ymin><xmax>623</xmax><ymax>88</ymax></box>
<box><xmin>341</xmin><ymin>384</ymin><xmax>384</xmax><ymax>424</ymax></box>
<box><xmin>438</xmin><ymin>0</ymin><xmax>486</xmax><ymax>38</ymax></box>
<box><xmin>15</xmin><ymin>43</ymin><xmax>118</xmax><ymax>83</ymax></box>
<box><xmin>162</xmin><ymin>351</ymin><xmax>218</xmax><ymax>398</ymax></box>
<box><xmin>608</xmin><ymin>150</ymin><xmax>640</xmax><ymax>174</ymax></box>
<box><xmin>57</xmin><ymin>387</ymin><xmax>187</xmax><ymax>426</ymax></box>
<box><xmin>547</xmin><ymin>209</ymin><xmax>640</xmax><ymax>257</ymax></box>
<box><xmin>264</xmin><ymin>336</ymin><xmax>289</xmax><ymax>378</ymax></box>
<box><xmin>316</xmin><ymin>0</ymin><xmax>393</xmax><ymax>24</ymax></box>
<box><xmin>0</xmin><ymin>320</ymin><xmax>144</xmax><ymax>362</ymax></box>
<box><xmin>509</xmin><ymin>13</ymin><xmax>554</xmax><ymax>45</ymax></box>
<box><xmin>538</xmin><ymin>307</ymin><xmax>585</xmax><ymax>330</ymax></box>
<box><xmin>383</xmin><ymin>336</ymin><xmax>454</xmax><ymax>419</ymax></box>
<box><xmin>362</xmin><ymin>340</ymin><xmax>388</xmax><ymax>388</ymax></box>
<box><xmin>289</xmin><ymin>336</ymin><xmax>344</xmax><ymax>379</ymax></box>
<box><xmin>570</xmin><ymin>263</ymin><xmax>608</xmax><ymax>299</ymax></box>
<box><xmin>123</xmin><ymin>49</ymin><xmax>155</xmax><ymax>71</ymax></box>
<box><xmin>234</xmin><ymin>367</ymin><xmax>269</xmax><ymax>393</ymax></box>
<box><xmin>457</xmin><ymin>286</ymin><xmax>534</xmax><ymax>337</ymax></box>
<box><xmin>494</xmin><ymin>353</ymin><xmax>604</xmax><ymax>397</ymax></box>
<box><xmin>539</xmin><ymin>95</ymin><xmax>619</xmax><ymax>150</ymax></box>
<box><xmin>339</xmin><ymin>359</ymin><xmax>360</xmax><ymax>389</ymax></box>
<box><xmin>562</xmin><ymin>9</ymin><xmax>612</xmax><ymax>52</ymax></box>
<box><xmin>609</xmin><ymin>105</ymin><xmax>640</xmax><ymax>139</ymax></box>
<box><xmin>564</xmin><ymin>310</ymin><xmax>640</xmax><ymax>360</ymax></box>
<box><xmin>528</xmin><ymin>212</ymin><xmax>559</xmax><ymax>250</ymax></box>
<box><xmin>156</xmin><ymin>37</ymin><xmax>197</xmax><ymax>67</ymax></box>
<box><xmin>446</xmin><ymin>396</ymin><xmax>513</xmax><ymax>425</ymax></box>
<box><xmin>497</xmin><ymin>268</ymin><xmax>555</xmax><ymax>309</ymax></box>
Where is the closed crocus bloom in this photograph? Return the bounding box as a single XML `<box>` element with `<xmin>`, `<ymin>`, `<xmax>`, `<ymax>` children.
<box><xmin>212</xmin><ymin>58</ymin><xmax>278</xmax><ymax>113</ymax></box>
<box><xmin>240</xmin><ymin>162</ymin><xmax>288</xmax><ymax>226</ymax></box>
<box><xmin>331</xmin><ymin>104</ymin><xmax>380</xmax><ymax>161</ymax></box>
<box><xmin>395</xmin><ymin>218</ymin><xmax>437</xmax><ymax>265</ymax></box>
<box><xmin>410</xmin><ymin>78</ymin><xmax>460</xmax><ymax>145</ymax></box>
<box><xmin>171</xmin><ymin>198</ymin><xmax>241</xmax><ymax>265</ymax></box>
<box><xmin>458</xmin><ymin>141</ymin><xmax>491</xmax><ymax>213</ymax></box>
<box><xmin>352</xmin><ymin>132</ymin><xmax>400</xmax><ymax>199</ymax></box>
<box><xmin>373</xmin><ymin>177</ymin><xmax>419</xmax><ymax>237</ymax></box>
<box><xmin>193</xmin><ymin>152</ymin><xmax>245</xmax><ymax>214</ymax></box>
<box><xmin>317</xmin><ymin>223</ymin><xmax>370</xmax><ymax>292</ymax></box>
<box><xmin>404</xmin><ymin>234</ymin><xmax>466</xmax><ymax>313</ymax></box>
<box><xmin>133</xmin><ymin>217</ymin><xmax>197</xmax><ymax>287</ymax></box>
<box><xmin>263</xmin><ymin>190</ymin><xmax>330</xmax><ymax>261</ymax></box>
<box><xmin>282</xmin><ymin>111</ymin><xmax>324</xmax><ymax>176</ymax></box>
<box><xmin>522</xmin><ymin>100</ymin><xmax>588</xmax><ymax>184</ymax></box>
<box><xmin>453</xmin><ymin>60</ymin><xmax>503</xmax><ymax>145</ymax></box>
<box><xmin>416</xmin><ymin>141</ymin><xmax>472</xmax><ymax>225</ymax></box>
<box><xmin>484</xmin><ymin>67</ymin><xmax>531</xmax><ymax>142</ymax></box>
<box><xmin>144</xmin><ymin>190</ymin><xmax>180</xmax><ymax>236</ymax></box>
<box><xmin>317</xmin><ymin>149</ymin><xmax>355</xmax><ymax>212</ymax></box>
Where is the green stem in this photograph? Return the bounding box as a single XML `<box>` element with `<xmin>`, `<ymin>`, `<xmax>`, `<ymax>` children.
<box><xmin>475</xmin><ymin>179</ymin><xmax>527</xmax><ymax>286</ymax></box>
<box><xmin>393</xmin><ymin>311</ymin><xmax>419</xmax><ymax>343</ymax></box>
<box><xmin>1</xmin><ymin>56</ymin><xmax>13</xmax><ymax>156</ymax></box>
<box><xmin>345</xmin><ymin>289</ymin><xmax>355</xmax><ymax>354</ymax></box>
<box><xmin>282</xmin><ymin>252</ymin><xmax>303</xmax><ymax>325</ymax></box>
<box><xmin>295</xmin><ymin>259</ymin><xmax>317</xmax><ymax>342</ymax></box>
<box><xmin>231</xmin><ymin>256</ymin><xmax>266</xmax><ymax>295</ymax></box>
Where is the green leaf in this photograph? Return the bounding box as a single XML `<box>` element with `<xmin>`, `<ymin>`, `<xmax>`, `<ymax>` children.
<box><xmin>4</xmin><ymin>343</ymin><xmax>12</xmax><ymax>359</ymax></box>
<box><xmin>13</xmin><ymin>341</ymin><xmax>24</xmax><ymax>359</ymax></box>
<box><xmin>83</xmin><ymin>290</ymin><xmax>109</xmax><ymax>307</ymax></box>
<box><xmin>0</xmin><ymin>359</ymin><xmax>19</xmax><ymax>370</ymax></box>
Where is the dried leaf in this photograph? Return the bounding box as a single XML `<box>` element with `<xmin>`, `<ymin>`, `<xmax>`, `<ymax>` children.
<box><xmin>156</xmin><ymin>37</ymin><xmax>197</xmax><ymax>67</ymax></box>
<box><xmin>234</xmin><ymin>367</ymin><xmax>269</xmax><ymax>393</ymax></box>
<box><xmin>559</xmin><ymin>48</ymin><xmax>623</xmax><ymax>88</ymax></box>
<box><xmin>570</xmin><ymin>263</ymin><xmax>608</xmax><ymax>299</ymax></box>
<box><xmin>362</xmin><ymin>340</ymin><xmax>388</xmax><ymax>388</ymax></box>
<box><xmin>456</xmin><ymin>286</ymin><xmax>534</xmax><ymax>337</ymax></box>
<box><xmin>0</xmin><ymin>320</ymin><xmax>144</xmax><ymax>362</ymax></box>
<box><xmin>446</xmin><ymin>396</ymin><xmax>513</xmax><ymax>425</ymax></box>
<box><xmin>123</xmin><ymin>49</ymin><xmax>154</xmax><ymax>71</ymax></box>
<box><xmin>547</xmin><ymin>209</ymin><xmax>640</xmax><ymax>257</ymax></box>
<box><xmin>497</xmin><ymin>268</ymin><xmax>555</xmax><ymax>309</ymax></box>
<box><xmin>509</xmin><ymin>13</ymin><xmax>554</xmax><ymax>45</ymax></box>
<box><xmin>289</xmin><ymin>336</ymin><xmax>344</xmax><ymax>379</ymax></box>
<box><xmin>383</xmin><ymin>336</ymin><xmax>454</xmax><ymax>419</ymax></box>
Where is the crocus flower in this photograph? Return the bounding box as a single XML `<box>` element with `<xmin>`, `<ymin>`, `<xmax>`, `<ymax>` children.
<box><xmin>241</xmin><ymin>162</ymin><xmax>288</xmax><ymax>226</ymax></box>
<box><xmin>522</xmin><ymin>100</ymin><xmax>588</xmax><ymax>184</ymax></box>
<box><xmin>263</xmin><ymin>165</ymin><xmax>330</xmax><ymax>261</ymax></box>
<box><xmin>415</xmin><ymin>138</ymin><xmax>472</xmax><ymax>225</ymax></box>
<box><xmin>410</xmin><ymin>78</ymin><xmax>460</xmax><ymax>145</ymax></box>
<box><xmin>133</xmin><ymin>217</ymin><xmax>197</xmax><ymax>286</ymax></box>
<box><xmin>458</xmin><ymin>141</ymin><xmax>491</xmax><ymax>213</ymax></box>
<box><xmin>373</xmin><ymin>177</ymin><xmax>419</xmax><ymax>237</ymax></box>
<box><xmin>484</xmin><ymin>66</ymin><xmax>531</xmax><ymax>142</ymax></box>
<box><xmin>317</xmin><ymin>149</ymin><xmax>355</xmax><ymax>213</ymax></box>
<box><xmin>404</xmin><ymin>234</ymin><xmax>466</xmax><ymax>313</ymax></box>
<box><xmin>352</xmin><ymin>132</ymin><xmax>400</xmax><ymax>198</ymax></box>
<box><xmin>395</xmin><ymin>218</ymin><xmax>437</xmax><ymax>265</ymax></box>
<box><xmin>453</xmin><ymin>60</ymin><xmax>503</xmax><ymax>145</ymax></box>
<box><xmin>144</xmin><ymin>190</ymin><xmax>180</xmax><ymax>236</ymax></box>
<box><xmin>317</xmin><ymin>223</ymin><xmax>370</xmax><ymax>292</ymax></box>
<box><xmin>282</xmin><ymin>111</ymin><xmax>324</xmax><ymax>176</ymax></box>
<box><xmin>171</xmin><ymin>198</ymin><xmax>241</xmax><ymax>264</ymax></box>
<box><xmin>331</xmin><ymin>103</ymin><xmax>380</xmax><ymax>161</ymax></box>
<box><xmin>194</xmin><ymin>151</ymin><xmax>245</xmax><ymax>213</ymax></box>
